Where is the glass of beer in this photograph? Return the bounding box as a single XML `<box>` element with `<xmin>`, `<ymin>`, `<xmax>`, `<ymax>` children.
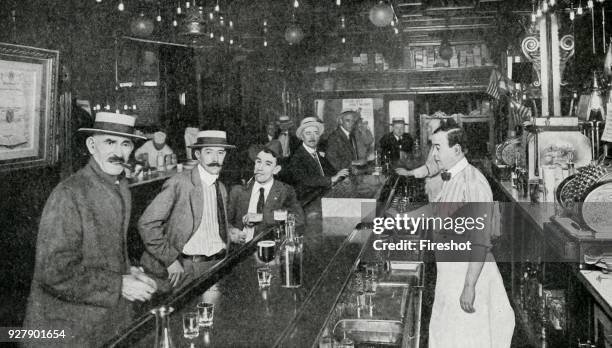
<box><xmin>257</xmin><ymin>240</ymin><xmax>276</xmax><ymax>264</ymax></box>
<box><xmin>273</xmin><ymin>209</ymin><xmax>287</xmax><ymax>242</ymax></box>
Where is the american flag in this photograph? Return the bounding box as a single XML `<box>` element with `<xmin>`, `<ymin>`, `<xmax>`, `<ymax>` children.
<box><xmin>511</xmin><ymin>100</ymin><xmax>532</xmax><ymax>124</ymax></box>
<box><xmin>486</xmin><ymin>69</ymin><xmax>501</xmax><ymax>100</ymax></box>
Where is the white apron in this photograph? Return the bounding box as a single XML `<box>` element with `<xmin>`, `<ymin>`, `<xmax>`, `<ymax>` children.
<box><xmin>428</xmin><ymin>159</ymin><xmax>515</xmax><ymax>347</ymax></box>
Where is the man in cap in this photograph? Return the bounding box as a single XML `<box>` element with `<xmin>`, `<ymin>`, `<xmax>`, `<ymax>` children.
<box><xmin>135</xmin><ymin>130</ymin><xmax>174</xmax><ymax>169</ymax></box>
<box><xmin>228</xmin><ymin>141</ymin><xmax>304</xmax><ymax>243</ymax></box>
<box><xmin>138</xmin><ymin>130</ymin><xmax>235</xmax><ymax>292</ymax></box>
<box><xmin>23</xmin><ymin>112</ymin><xmax>158</xmax><ymax>347</ymax></box>
<box><xmin>258</xmin><ymin>121</ymin><xmax>279</xmax><ymax>145</ymax></box>
<box><xmin>276</xmin><ymin>115</ymin><xmax>301</xmax><ymax>163</ymax></box>
<box><xmin>379</xmin><ymin>117</ymin><xmax>414</xmax><ymax>165</ymax></box>
<box><xmin>288</xmin><ymin>117</ymin><xmax>349</xmax><ymax>201</ymax></box>
<box><xmin>325</xmin><ymin>110</ymin><xmax>359</xmax><ymax>171</ymax></box>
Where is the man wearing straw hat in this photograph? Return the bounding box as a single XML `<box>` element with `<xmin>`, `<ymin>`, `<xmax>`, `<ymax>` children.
<box><xmin>288</xmin><ymin>117</ymin><xmax>349</xmax><ymax>200</ymax></box>
<box><xmin>138</xmin><ymin>130</ymin><xmax>236</xmax><ymax>292</ymax></box>
<box><xmin>23</xmin><ymin>112</ymin><xmax>158</xmax><ymax>347</ymax></box>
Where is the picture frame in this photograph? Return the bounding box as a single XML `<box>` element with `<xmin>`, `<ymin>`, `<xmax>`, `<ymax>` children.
<box><xmin>0</xmin><ymin>43</ymin><xmax>59</xmax><ymax>172</ymax></box>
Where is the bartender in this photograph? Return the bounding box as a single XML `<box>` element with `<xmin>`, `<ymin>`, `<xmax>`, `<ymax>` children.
<box><xmin>135</xmin><ymin>131</ymin><xmax>174</xmax><ymax>168</ymax></box>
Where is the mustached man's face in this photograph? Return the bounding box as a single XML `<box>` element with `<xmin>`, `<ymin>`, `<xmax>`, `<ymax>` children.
<box><xmin>301</xmin><ymin>126</ymin><xmax>321</xmax><ymax>149</ymax></box>
<box><xmin>195</xmin><ymin>146</ymin><xmax>227</xmax><ymax>175</ymax></box>
<box><xmin>87</xmin><ymin>134</ymin><xmax>134</xmax><ymax>176</ymax></box>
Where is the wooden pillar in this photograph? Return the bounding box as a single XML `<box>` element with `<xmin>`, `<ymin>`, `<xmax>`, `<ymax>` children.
<box><xmin>550</xmin><ymin>14</ymin><xmax>562</xmax><ymax>116</ymax></box>
<box><xmin>539</xmin><ymin>15</ymin><xmax>550</xmax><ymax>117</ymax></box>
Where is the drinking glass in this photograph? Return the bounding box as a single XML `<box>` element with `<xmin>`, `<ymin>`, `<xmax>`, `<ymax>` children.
<box><xmin>273</xmin><ymin>209</ymin><xmax>288</xmax><ymax>241</ymax></box>
<box><xmin>182</xmin><ymin>312</ymin><xmax>199</xmax><ymax>339</ymax></box>
<box><xmin>197</xmin><ymin>302</ymin><xmax>214</xmax><ymax>327</ymax></box>
<box><xmin>257</xmin><ymin>267</ymin><xmax>272</xmax><ymax>288</ymax></box>
<box><xmin>257</xmin><ymin>240</ymin><xmax>276</xmax><ymax>264</ymax></box>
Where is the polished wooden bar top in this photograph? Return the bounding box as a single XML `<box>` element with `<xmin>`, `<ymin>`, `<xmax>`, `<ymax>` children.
<box><xmin>108</xmin><ymin>199</ymin><xmax>372</xmax><ymax>348</ymax></box>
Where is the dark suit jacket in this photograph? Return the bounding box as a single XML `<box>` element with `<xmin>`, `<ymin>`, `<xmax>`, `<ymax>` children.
<box><xmin>227</xmin><ymin>179</ymin><xmax>305</xmax><ymax>235</ymax></box>
<box><xmin>326</xmin><ymin>127</ymin><xmax>357</xmax><ymax>171</ymax></box>
<box><xmin>23</xmin><ymin>159</ymin><xmax>133</xmax><ymax>347</ymax></box>
<box><xmin>138</xmin><ymin>168</ymin><xmax>230</xmax><ymax>279</ymax></box>
<box><xmin>379</xmin><ymin>132</ymin><xmax>414</xmax><ymax>163</ymax></box>
<box><xmin>288</xmin><ymin>145</ymin><xmax>337</xmax><ymax>200</ymax></box>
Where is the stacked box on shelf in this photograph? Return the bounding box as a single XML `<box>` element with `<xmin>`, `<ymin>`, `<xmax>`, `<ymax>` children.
<box><xmin>473</xmin><ymin>46</ymin><xmax>482</xmax><ymax>66</ymax></box>
<box><xmin>415</xmin><ymin>48</ymin><xmax>424</xmax><ymax>69</ymax></box>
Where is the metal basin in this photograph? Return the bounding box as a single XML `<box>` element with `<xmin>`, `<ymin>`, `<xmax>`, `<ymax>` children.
<box><xmin>332</xmin><ymin>319</ymin><xmax>403</xmax><ymax>345</ymax></box>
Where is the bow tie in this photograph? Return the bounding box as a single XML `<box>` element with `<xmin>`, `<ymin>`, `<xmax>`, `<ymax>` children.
<box><xmin>441</xmin><ymin>171</ymin><xmax>451</xmax><ymax>181</ymax></box>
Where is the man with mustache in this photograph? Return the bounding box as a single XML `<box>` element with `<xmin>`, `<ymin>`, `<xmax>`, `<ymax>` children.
<box><xmin>23</xmin><ymin>112</ymin><xmax>158</xmax><ymax>347</ymax></box>
<box><xmin>134</xmin><ymin>130</ymin><xmax>174</xmax><ymax>169</ymax></box>
<box><xmin>138</xmin><ymin>130</ymin><xmax>235</xmax><ymax>292</ymax></box>
<box><xmin>228</xmin><ymin>141</ymin><xmax>304</xmax><ymax>244</ymax></box>
<box><xmin>288</xmin><ymin>117</ymin><xmax>349</xmax><ymax>201</ymax></box>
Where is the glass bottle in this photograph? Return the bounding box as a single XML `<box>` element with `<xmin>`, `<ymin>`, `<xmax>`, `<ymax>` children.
<box><xmin>151</xmin><ymin>306</ymin><xmax>175</xmax><ymax>348</ymax></box>
<box><xmin>280</xmin><ymin>214</ymin><xmax>303</xmax><ymax>288</ymax></box>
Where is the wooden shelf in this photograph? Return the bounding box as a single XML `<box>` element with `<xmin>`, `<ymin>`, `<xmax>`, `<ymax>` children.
<box><xmin>312</xmin><ymin>65</ymin><xmax>495</xmax><ymax>94</ymax></box>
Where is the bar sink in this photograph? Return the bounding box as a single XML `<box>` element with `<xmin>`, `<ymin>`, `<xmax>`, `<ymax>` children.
<box><xmin>332</xmin><ymin>319</ymin><xmax>403</xmax><ymax>345</ymax></box>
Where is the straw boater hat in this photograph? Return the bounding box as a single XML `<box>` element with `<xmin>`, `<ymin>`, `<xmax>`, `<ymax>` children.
<box><xmin>276</xmin><ymin>115</ymin><xmax>293</xmax><ymax>126</ymax></box>
<box><xmin>187</xmin><ymin>130</ymin><xmax>236</xmax><ymax>149</ymax></box>
<box><xmin>390</xmin><ymin>116</ymin><xmax>406</xmax><ymax>125</ymax></box>
<box><xmin>296</xmin><ymin>117</ymin><xmax>325</xmax><ymax>139</ymax></box>
<box><xmin>78</xmin><ymin>112</ymin><xmax>147</xmax><ymax>140</ymax></box>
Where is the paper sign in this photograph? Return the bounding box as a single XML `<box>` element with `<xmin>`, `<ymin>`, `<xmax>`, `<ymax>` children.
<box><xmin>602</xmin><ymin>103</ymin><xmax>612</xmax><ymax>143</ymax></box>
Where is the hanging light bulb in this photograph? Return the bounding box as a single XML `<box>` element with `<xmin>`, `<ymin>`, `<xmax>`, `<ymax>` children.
<box><xmin>587</xmin><ymin>0</ymin><xmax>593</xmax><ymax>8</ymax></box>
<box><xmin>186</xmin><ymin>1</ymin><xmax>191</xmax><ymax>8</ymax></box>
<box><xmin>177</xmin><ymin>4</ymin><xmax>182</xmax><ymax>14</ymax></box>
<box><xmin>394</xmin><ymin>27</ymin><xmax>399</xmax><ymax>34</ymax></box>
<box><xmin>118</xmin><ymin>0</ymin><xmax>124</xmax><ymax>11</ymax></box>
<box><xmin>264</xmin><ymin>40</ymin><xmax>268</xmax><ymax>47</ymax></box>
<box><xmin>531</xmin><ymin>12</ymin><xmax>537</xmax><ymax>22</ymax></box>
<box><xmin>156</xmin><ymin>13</ymin><xmax>162</xmax><ymax>22</ymax></box>
<box><xmin>336</xmin><ymin>0</ymin><xmax>341</xmax><ymax>5</ymax></box>
<box><xmin>549</xmin><ymin>0</ymin><xmax>555</xmax><ymax>6</ymax></box>
<box><xmin>536</xmin><ymin>7</ymin><xmax>543</xmax><ymax>17</ymax></box>
<box><xmin>229</xmin><ymin>20</ymin><xmax>234</xmax><ymax>29</ymax></box>
<box><xmin>341</xmin><ymin>36</ymin><xmax>346</xmax><ymax>44</ymax></box>
<box><xmin>578</xmin><ymin>1</ymin><xmax>584</xmax><ymax>14</ymax></box>
<box><xmin>214</xmin><ymin>0</ymin><xmax>220</xmax><ymax>12</ymax></box>
<box><xmin>220</xmin><ymin>35</ymin><xmax>224</xmax><ymax>42</ymax></box>
<box><xmin>219</xmin><ymin>16</ymin><xmax>225</xmax><ymax>26</ymax></box>
<box><xmin>96</xmin><ymin>0</ymin><xmax>102</xmax><ymax>3</ymax></box>
<box><xmin>209</xmin><ymin>12</ymin><xmax>214</xmax><ymax>20</ymax></box>
<box><xmin>210</xmin><ymin>31</ymin><xmax>214</xmax><ymax>39</ymax></box>
<box><xmin>172</xmin><ymin>18</ymin><xmax>178</xmax><ymax>26</ymax></box>
<box><xmin>229</xmin><ymin>38</ymin><xmax>234</xmax><ymax>45</ymax></box>
<box><xmin>341</xmin><ymin>16</ymin><xmax>345</xmax><ymax>29</ymax></box>
<box><xmin>570</xmin><ymin>9</ymin><xmax>575</xmax><ymax>20</ymax></box>
<box><xmin>391</xmin><ymin>19</ymin><xmax>395</xmax><ymax>26</ymax></box>
<box><xmin>293</xmin><ymin>0</ymin><xmax>299</xmax><ymax>8</ymax></box>
<box><xmin>542</xmin><ymin>1</ymin><xmax>549</xmax><ymax>12</ymax></box>
<box><xmin>263</xmin><ymin>19</ymin><xmax>268</xmax><ymax>26</ymax></box>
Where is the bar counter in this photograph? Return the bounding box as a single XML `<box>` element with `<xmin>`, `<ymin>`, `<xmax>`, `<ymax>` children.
<box><xmin>106</xmin><ymin>174</ymin><xmax>403</xmax><ymax>347</ymax></box>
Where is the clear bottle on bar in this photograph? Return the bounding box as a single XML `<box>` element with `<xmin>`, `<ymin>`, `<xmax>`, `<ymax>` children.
<box><xmin>280</xmin><ymin>213</ymin><xmax>302</xmax><ymax>288</ymax></box>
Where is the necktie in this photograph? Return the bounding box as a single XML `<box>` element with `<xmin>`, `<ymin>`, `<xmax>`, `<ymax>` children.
<box><xmin>256</xmin><ymin>187</ymin><xmax>265</xmax><ymax>213</ymax></box>
<box><xmin>441</xmin><ymin>170</ymin><xmax>451</xmax><ymax>181</ymax></box>
<box><xmin>214</xmin><ymin>181</ymin><xmax>227</xmax><ymax>243</ymax></box>
<box><xmin>312</xmin><ymin>152</ymin><xmax>325</xmax><ymax>176</ymax></box>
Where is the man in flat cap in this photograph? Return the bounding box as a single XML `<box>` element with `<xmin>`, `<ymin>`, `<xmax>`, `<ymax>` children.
<box><xmin>23</xmin><ymin>112</ymin><xmax>158</xmax><ymax>347</ymax></box>
<box><xmin>288</xmin><ymin>117</ymin><xmax>349</xmax><ymax>201</ymax></box>
<box><xmin>139</xmin><ymin>130</ymin><xmax>237</xmax><ymax>292</ymax></box>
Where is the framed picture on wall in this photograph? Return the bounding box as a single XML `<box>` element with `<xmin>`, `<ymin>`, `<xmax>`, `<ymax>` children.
<box><xmin>0</xmin><ymin>43</ymin><xmax>59</xmax><ymax>172</ymax></box>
